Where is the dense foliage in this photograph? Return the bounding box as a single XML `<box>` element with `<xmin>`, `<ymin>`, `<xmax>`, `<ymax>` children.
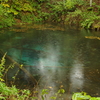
<box><xmin>0</xmin><ymin>0</ymin><xmax>100</xmax><ymax>29</ymax></box>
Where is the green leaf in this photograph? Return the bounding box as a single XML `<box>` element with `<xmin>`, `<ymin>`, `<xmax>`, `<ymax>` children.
<box><xmin>41</xmin><ymin>89</ymin><xmax>49</xmax><ymax>95</ymax></box>
<box><xmin>50</xmin><ymin>96</ymin><xmax>57</xmax><ymax>99</ymax></box>
<box><xmin>57</xmin><ymin>89</ymin><xmax>65</xmax><ymax>94</ymax></box>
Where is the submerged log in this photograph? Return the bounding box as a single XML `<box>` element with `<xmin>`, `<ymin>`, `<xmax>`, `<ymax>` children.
<box><xmin>0</xmin><ymin>49</ymin><xmax>37</xmax><ymax>85</ymax></box>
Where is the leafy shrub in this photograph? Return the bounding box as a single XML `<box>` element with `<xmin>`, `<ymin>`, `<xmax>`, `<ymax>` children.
<box><xmin>81</xmin><ymin>11</ymin><xmax>100</xmax><ymax>29</ymax></box>
<box><xmin>36</xmin><ymin>0</ymin><xmax>49</xmax><ymax>3</ymax></box>
<box><xmin>51</xmin><ymin>1</ymin><xmax>65</xmax><ymax>15</ymax></box>
<box><xmin>39</xmin><ymin>12</ymin><xmax>50</xmax><ymax>21</ymax></box>
<box><xmin>21</xmin><ymin>12</ymin><xmax>34</xmax><ymax>23</ymax></box>
<box><xmin>65</xmin><ymin>9</ymin><xmax>82</xmax><ymax>24</ymax></box>
<box><xmin>0</xmin><ymin>15</ymin><xmax>15</xmax><ymax>28</ymax></box>
<box><xmin>81</xmin><ymin>19</ymin><xmax>94</xmax><ymax>29</ymax></box>
<box><xmin>65</xmin><ymin>0</ymin><xmax>76</xmax><ymax>11</ymax></box>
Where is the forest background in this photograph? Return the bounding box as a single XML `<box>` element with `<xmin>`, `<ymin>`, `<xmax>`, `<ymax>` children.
<box><xmin>0</xmin><ymin>0</ymin><xmax>100</xmax><ymax>30</ymax></box>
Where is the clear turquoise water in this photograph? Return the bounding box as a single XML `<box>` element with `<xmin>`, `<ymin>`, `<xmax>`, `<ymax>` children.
<box><xmin>0</xmin><ymin>24</ymin><xmax>100</xmax><ymax>98</ymax></box>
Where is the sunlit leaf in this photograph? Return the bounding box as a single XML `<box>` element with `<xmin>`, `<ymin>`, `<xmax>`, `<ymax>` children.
<box><xmin>2</xmin><ymin>3</ymin><xmax>10</xmax><ymax>7</ymax></box>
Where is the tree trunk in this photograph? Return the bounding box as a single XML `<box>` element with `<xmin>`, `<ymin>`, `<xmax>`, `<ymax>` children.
<box><xmin>90</xmin><ymin>0</ymin><xmax>92</xmax><ymax>6</ymax></box>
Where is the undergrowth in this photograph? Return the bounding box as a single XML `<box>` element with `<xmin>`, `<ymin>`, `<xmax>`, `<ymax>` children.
<box><xmin>0</xmin><ymin>0</ymin><xmax>100</xmax><ymax>30</ymax></box>
<box><xmin>0</xmin><ymin>53</ymin><xmax>34</xmax><ymax>100</ymax></box>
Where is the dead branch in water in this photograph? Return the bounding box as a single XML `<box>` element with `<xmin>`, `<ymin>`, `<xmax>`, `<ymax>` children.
<box><xmin>0</xmin><ymin>49</ymin><xmax>38</xmax><ymax>85</ymax></box>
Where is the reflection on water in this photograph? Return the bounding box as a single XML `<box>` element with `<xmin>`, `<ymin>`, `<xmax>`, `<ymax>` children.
<box><xmin>0</xmin><ymin>25</ymin><xmax>100</xmax><ymax>98</ymax></box>
<box><xmin>38</xmin><ymin>43</ymin><xmax>60</xmax><ymax>67</ymax></box>
<box><xmin>70</xmin><ymin>59</ymin><xmax>84</xmax><ymax>92</ymax></box>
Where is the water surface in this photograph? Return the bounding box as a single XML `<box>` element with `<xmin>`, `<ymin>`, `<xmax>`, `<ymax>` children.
<box><xmin>0</xmin><ymin>24</ymin><xmax>100</xmax><ymax>99</ymax></box>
